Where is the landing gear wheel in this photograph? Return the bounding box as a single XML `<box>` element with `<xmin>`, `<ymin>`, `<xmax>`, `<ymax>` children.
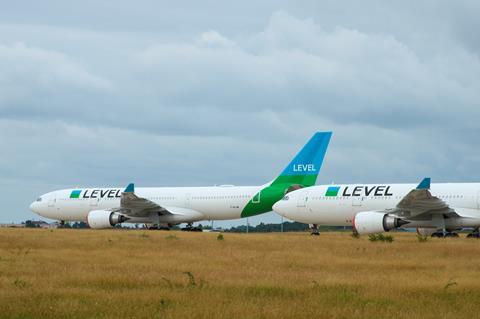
<box><xmin>181</xmin><ymin>223</ymin><xmax>202</xmax><ymax>232</ymax></box>
<box><xmin>467</xmin><ymin>233</ymin><xmax>480</xmax><ymax>238</ymax></box>
<box><xmin>431</xmin><ymin>232</ymin><xmax>444</xmax><ymax>238</ymax></box>
<box><xmin>444</xmin><ymin>232</ymin><xmax>459</xmax><ymax>238</ymax></box>
<box><xmin>181</xmin><ymin>223</ymin><xmax>193</xmax><ymax>231</ymax></box>
<box><xmin>467</xmin><ymin>228</ymin><xmax>480</xmax><ymax>238</ymax></box>
<box><xmin>310</xmin><ymin>224</ymin><xmax>320</xmax><ymax>236</ymax></box>
<box><xmin>432</xmin><ymin>232</ymin><xmax>459</xmax><ymax>238</ymax></box>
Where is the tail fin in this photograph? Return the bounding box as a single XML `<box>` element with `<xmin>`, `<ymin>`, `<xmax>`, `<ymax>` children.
<box><xmin>271</xmin><ymin>131</ymin><xmax>332</xmax><ymax>187</ymax></box>
<box><xmin>240</xmin><ymin>131</ymin><xmax>332</xmax><ymax>218</ymax></box>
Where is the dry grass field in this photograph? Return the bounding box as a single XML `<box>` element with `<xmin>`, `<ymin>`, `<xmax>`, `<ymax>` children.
<box><xmin>1</xmin><ymin>229</ymin><xmax>480</xmax><ymax>319</ymax></box>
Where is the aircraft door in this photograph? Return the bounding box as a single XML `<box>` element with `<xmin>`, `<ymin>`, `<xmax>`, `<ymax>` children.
<box><xmin>477</xmin><ymin>191</ymin><xmax>480</xmax><ymax>209</ymax></box>
<box><xmin>185</xmin><ymin>193</ymin><xmax>191</xmax><ymax>208</ymax></box>
<box><xmin>352</xmin><ymin>185</ymin><xmax>363</xmax><ymax>207</ymax></box>
<box><xmin>352</xmin><ymin>196</ymin><xmax>363</xmax><ymax>207</ymax></box>
<box><xmin>251</xmin><ymin>192</ymin><xmax>260</xmax><ymax>204</ymax></box>
<box><xmin>48</xmin><ymin>194</ymin><xmax>56</xmax><ymax>207</ymax></box>
<box><xmin>297</xmin><ymin>191</ymin><xmax>309</xmax><ymax>214</ymax></box>
<box><xmin>90</xmin><ymin>198</ymin><xmax>99</xmax><ymax>207</ymax></box>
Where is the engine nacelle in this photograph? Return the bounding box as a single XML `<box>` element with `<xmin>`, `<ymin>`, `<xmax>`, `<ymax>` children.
<box><xmin>87</xmin><ymin>210</ymin><xmax>129</xmax><ymax>229</ymax></box>
<box><xmin>353</xmin><ymin>211</ymin><xmax>408</xmax><ymax>235</ymax></box>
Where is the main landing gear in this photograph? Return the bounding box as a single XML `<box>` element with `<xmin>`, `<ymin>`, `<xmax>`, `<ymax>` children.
<box><xmin>309</xmin><ymin>224</ymin><xmax>320</xmax><ymax>236</ymax></box>
<box><xmin>430</xmin><ymin>228</ymin><xmax>480</xmax><ymax>238</ymax></box>
<box><xmin>431</xmin><ymin>231</ymin><xmax>459</xmax><ymax>238</ymax></box>
<box><xmin>181</xmin><ymin>223</ymin><xmax>203</xmax><ymax>232</ymax></box>
<box><xmin>148</xmin><ymin>224</ymin><xmax>171</xmax><ymax>230</ymax></box>
<box><xmin>467</xmin><ymin>228</ymin><xmax>480</xmax><ymax>238</ymax></box>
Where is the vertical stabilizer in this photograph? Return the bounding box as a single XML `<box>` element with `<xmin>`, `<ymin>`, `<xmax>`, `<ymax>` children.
<box><xmin>241</xmin><ymin>132</ymin><xmax>332</xmax><ymax>217</ymax></box>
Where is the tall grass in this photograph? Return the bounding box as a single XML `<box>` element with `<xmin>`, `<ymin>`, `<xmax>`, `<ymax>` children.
<box><xmin>1</xmin><ymin>229</ymin><xmax>479</xmax><ymax>318</ymax></box>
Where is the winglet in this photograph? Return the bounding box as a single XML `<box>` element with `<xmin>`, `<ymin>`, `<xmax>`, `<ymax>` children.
<box><xmin>124</xmin><ymin>183</ymin><xmax>135</xmax><ymax>193</ymax></box>
<box><xmin>416</xmin><ymin>178</ymin><xmax>431</xmax><ymax>190</ymax></box>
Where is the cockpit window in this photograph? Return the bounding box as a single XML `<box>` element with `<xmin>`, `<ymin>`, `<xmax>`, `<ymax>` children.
<box><xmin>36</xmin><ymin>197</ymin><xmax>42</xmax><ymax>202</ymax></box>
<box><xmin>282</xmin><ymin>195</ymin><xmax>289</xmax><ymax>201</ymax></box>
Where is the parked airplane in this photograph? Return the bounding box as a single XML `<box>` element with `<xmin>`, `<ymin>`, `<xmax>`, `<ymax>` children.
<box><xmin>273</xmin><ymin>178</ymin><xmax>480</xmax><ymax>237</ymax></box>
<box><xmin>30</xmin><ymin>132</ymin><xmax>332</xmax><ymax>229</ymax></box>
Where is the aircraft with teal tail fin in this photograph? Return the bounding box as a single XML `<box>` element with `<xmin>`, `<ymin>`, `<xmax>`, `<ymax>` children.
<box><xmin>30</xmin><ymin>132</ymin><xmax>332</xmax><ymax>229</ymax></box>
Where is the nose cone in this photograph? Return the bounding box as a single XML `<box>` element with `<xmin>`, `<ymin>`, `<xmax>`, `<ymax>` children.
<box><xmin>273</xmin><ymin>200</ymin><xmax>288</xmax><ymax>216</ymax></box>
<box><xmin>29</xmin><ymin>201</ymin><xmax>38</xmax><ymax>213</ymax></box>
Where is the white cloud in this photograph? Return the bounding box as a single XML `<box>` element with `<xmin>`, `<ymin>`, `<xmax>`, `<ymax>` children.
<box><xmin>0</xmin><ymin>42</ymin><xmax>111</xmax><ymax>91</ymax></box>
<box><xmin>197</xmin><ymin>30</ymin><xmax>236</xmax><ymax>48</ymax></box>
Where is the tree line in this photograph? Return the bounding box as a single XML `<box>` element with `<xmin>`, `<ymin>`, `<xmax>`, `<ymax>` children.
<box><xmin>22</xmin><ymin>220</ymin><xmax>352</xmax><ymax>232</ymax></box>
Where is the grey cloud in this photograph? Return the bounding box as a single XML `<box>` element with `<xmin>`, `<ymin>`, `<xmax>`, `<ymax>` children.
<box><xmin>129</xmin><ymin>12</ymin><xmax>480</xmax><ymax>130</ymax></box>
<box><xmin>3</xmin><ymin>10</ymin><xmax>479</xmax><ymax>132</ymax></box>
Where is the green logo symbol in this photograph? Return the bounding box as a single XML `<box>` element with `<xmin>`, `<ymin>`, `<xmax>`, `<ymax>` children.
<box><xmin>70</xmin><ymin>190</ymin><xmax>81</xmax><ymax>199</ymax></box>
<box><xmin>325</xmin><ymin>186</ymin><xmax>340</xmax><ymax>197</ymax></box>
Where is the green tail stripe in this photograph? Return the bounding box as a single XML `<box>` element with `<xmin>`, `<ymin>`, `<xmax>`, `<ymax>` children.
<box><xmin>241</xmin><ymin>174</ymin><xmax>319</xmax><ymax>217</ymax></box>
<box><xmin>241</xmin><ymin>183</ymin><xmax>292</xmax><ymax>218</ymax></box>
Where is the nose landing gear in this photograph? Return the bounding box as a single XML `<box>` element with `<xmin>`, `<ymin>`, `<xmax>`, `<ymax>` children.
<box><xmin>309</xmin><ymin>224</ymin><xmax>319</xmax><ymax>236</ymax></box>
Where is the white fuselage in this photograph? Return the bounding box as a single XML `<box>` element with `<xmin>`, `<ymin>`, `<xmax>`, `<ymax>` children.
<box><xmin>30</xmin><ymin>185</ymin><xmax>263</xmax><ymax>223</ymax></box>
<box><xmin>273</xmin><ymin>183</ymin><xmax>480</xmax><ymax>228</ymax></box>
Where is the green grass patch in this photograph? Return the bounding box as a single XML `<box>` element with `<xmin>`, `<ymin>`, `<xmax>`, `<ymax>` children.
<box><xmin>368</xmin><ymin>233</ymin><xmax>394</xmax><ymax>242</ymax></box>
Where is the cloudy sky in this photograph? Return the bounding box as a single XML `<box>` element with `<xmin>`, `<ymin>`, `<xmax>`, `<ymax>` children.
<box><xmin>1</xmin><ymin>1</ymin><xmax>480</xmax><ymax>226</ymax></box>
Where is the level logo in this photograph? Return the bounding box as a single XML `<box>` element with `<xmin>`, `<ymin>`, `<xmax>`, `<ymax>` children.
<box><xmin>69</xmin><ymin>189</ymin><xmax>122</xmax><ymax>199</ymax></box>
<box><xmin>325</xmin><ymin>185</ymin><xmax>393</xmax><ymax>197</ymax></box>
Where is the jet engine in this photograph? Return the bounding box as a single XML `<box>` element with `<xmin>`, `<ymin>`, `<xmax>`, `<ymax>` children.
<box><xmin>353</xmin><ymin>211</ymin><xmax>408</xmax><ymax>235</ymax></box>
<box><xmin>87</xmin><ymin>210</ymin><xmax>129</xmax><ymax>229</ymax></box>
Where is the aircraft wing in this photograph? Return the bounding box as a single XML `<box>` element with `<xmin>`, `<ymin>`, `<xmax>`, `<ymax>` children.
<box><xmin>120</xmin><ymin>191</ymin><xmax>171</xmax><ymax>217</ymax></box>
<box><xmin>112</xmin><ymin>183</ymin><xmax>171</xmax><ymax>217</ymax></box>
<box><xmin>386</xmin><ymin>178</ymin><xmax>459</xmax><ymax>220</ymax></box>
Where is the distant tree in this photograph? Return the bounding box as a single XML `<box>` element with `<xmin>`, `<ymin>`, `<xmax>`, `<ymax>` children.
<box><xmin>61</xmin><ymin>222</ymin><xmax>72</xmax><ymax>229</ymax></box>
<box><xmin>223</xmin><ymin>222</ymin><xmax>350</xmax><ymax>233</ymax></box>
<box><xmin>25</xmin><ymin>220</ymin><xmax>37</xmax><ymax>228</ymax></box>
<box><xmin>72</xmin><ymin>222</ymin><xmax>89</xmax><ymax>229</ymax></box>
